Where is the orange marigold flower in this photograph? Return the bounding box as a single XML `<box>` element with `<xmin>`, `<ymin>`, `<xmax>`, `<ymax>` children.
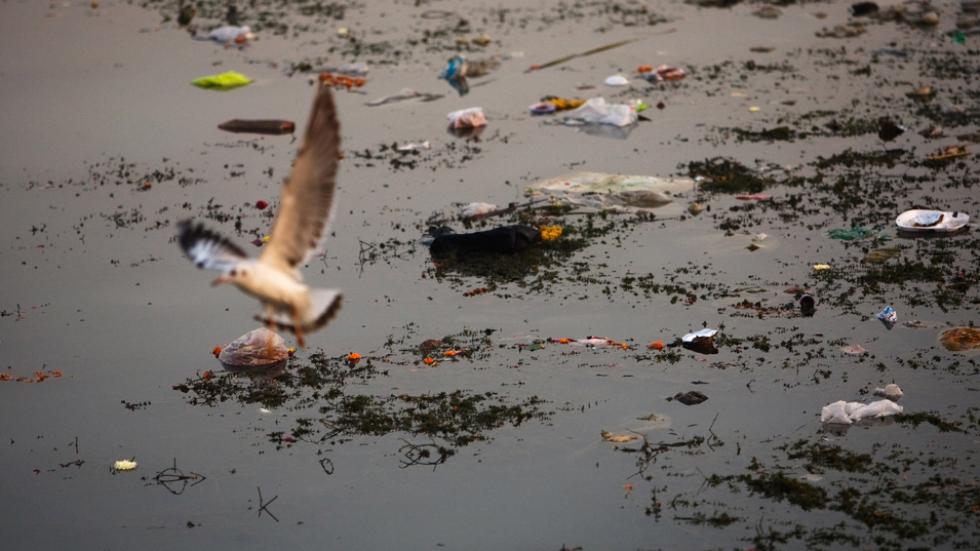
<box><xmin>443</xmin><ymin>349</ymin><xmax>459</xmax><ymax>357</ymax></box>
<box><xmin>648</xmin><ymin>340</ymin><xmax>665</xmax><ymax>351</ymax></box>
<box><xmin>201</xmin><ymin>370</ymin><xmax>214</xmax><ymax>380</ymax></box>
<box><xmin>539</xmin><ymin>225</ymin><xmax>563</xmax><ymax>241</ymax></box>
<box><xmin>423</xmin><ymin>357</ymin><xmax>435</xmax><ymax>365</ymax></box>
<box><xmin>558</xmin><ymin>337</ymin><xmax>571</xmax><ymax>344</ymax></box>
<box><xmin>347</xmin><ymin>352</ymin><xmax>362</xmax><ymax>364</ymax></box>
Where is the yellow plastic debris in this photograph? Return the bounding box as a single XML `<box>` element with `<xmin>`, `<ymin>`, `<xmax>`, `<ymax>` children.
<box><xmin>113</xmin><ymin>459</ymin><xmax>138</xmax><ymax>471</ymax></box>
<box><xmin>545</xmin><ymin>97</ymin><xmax>585</xmax><ymax>111</ymax></box>
<box><xmin>748</xmin><ymin>106</ymin><xmax>761</xmax><ymax>112</ymax></box>
<box><xmin>191</xmin><ymin>70</ymin><xmax>253</xmax><ymax>91</ymax></box>
<box><xmin>813</xmin><ymin>263</ymin><xmax>832</xmax><ymax>271</ymax></box>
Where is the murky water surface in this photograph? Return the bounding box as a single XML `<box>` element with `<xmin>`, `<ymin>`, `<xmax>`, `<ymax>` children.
<box><xmin>1</xmin><ymin>1</ymin><xmax>978</xmax><ymax>549</ymax></box>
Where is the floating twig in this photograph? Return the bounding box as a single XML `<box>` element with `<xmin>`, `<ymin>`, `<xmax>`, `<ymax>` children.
<box><xmin>151</xmin><ymin>458</ymin><xmax>206</xmax><ymax>495</ymax></box>
<box><xmin>257</xmin><ymin>487</ymin><xmax>279</xmax><ymax>522</ymax></box>
<box><xmin>527</xmin><ymin>38</ymin><xmax>639</xmax><ymax>72</ymax></box>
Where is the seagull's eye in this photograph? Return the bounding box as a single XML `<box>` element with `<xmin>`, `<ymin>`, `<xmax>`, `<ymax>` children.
<box><xmin>230</xmin><ymin>269</ymin><xmax>237</xmax><ymax>277</ymax></box>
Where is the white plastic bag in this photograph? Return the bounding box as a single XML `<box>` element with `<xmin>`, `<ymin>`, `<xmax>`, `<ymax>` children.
<box><xmin>209</xmin><ymin>25</ymin><xmax>254</xmax><ymax>43</ymax></box>
<box><xmin>821</xmin><ymin>399</ymin><xmax>903</xmax><ymax>424</ymax></box>
<box><xmin>563</xmin><ymin>98</ymin><xmax>638</xmax><ymax>127</ymax></box>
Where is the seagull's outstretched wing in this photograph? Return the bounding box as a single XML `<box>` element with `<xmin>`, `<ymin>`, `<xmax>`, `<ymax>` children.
<box><xmin>177</xmin><ymin>220</ymin><xmax>248</xmax><ymax>272</ymax></box>
<box><xmin>260</xmin><ymin>87</ymin><xmax>340</xmax><ymax>275</ymax></box>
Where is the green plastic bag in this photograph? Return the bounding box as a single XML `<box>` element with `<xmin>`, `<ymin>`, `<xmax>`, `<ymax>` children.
<box><xmin>191</xmin><ymin>70</ymin><xmax>253</xmax><ymax>91</ymax></box>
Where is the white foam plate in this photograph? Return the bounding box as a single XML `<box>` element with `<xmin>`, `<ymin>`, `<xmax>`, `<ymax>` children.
<box><xmin>895</xmin><ymin>209</ymin><xmax>969</xmax><ymax>233</ymax></box>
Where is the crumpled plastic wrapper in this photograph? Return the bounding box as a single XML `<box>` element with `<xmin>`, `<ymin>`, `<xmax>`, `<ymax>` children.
<box><xmin>447</xmin><ymin>107</ymin><xmax>487</xmax><ymax>129</ymax></box>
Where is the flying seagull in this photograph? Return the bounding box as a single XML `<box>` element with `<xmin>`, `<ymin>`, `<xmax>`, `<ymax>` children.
<box><xmin>177</xmin><ymin>87</ymin><xmax>342</xmax><ymax>347</ymax></box>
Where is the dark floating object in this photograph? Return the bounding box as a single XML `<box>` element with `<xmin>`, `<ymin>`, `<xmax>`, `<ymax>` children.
<box><xmin>850</xmin><ymin>1</ymin><xmax>879</xmax><ymax>16</ymax></box>
<box><xmin>217</xmin><ymin>119</ymin><xmax>296</xmax><ymax>135</ymax></box>
<box><xmin>800</xmin><ymin>294</ymin><xmax>816</xmax><ymax>316</ymax></box>
<box><xmin>670</xmin><ymin>391</ymin><xmax>708</xmax><ymax>406</ymax></box>
<box><xmin>877</xmin><ymin>118</ymin><xmax>905</xmax><ymax>142</ymax></box>
<box><xmin>177</xmin><ymin>1</ymin><xmax>196</xmax><ymax>26</ymax></box>
<box><xmin>429</xmin><ymin>225</ymin><xmax>540</xmax><ymax>257</ymax></box>
<box><xmin>681</xmin><ymin>328</ymin><xmax>719</xmax><ymax>355</ymax></box>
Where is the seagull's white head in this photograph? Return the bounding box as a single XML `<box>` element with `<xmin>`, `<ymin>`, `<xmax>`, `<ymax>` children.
<box><xmin>212</xmin><ymin>261</ymin><xmax>257</xmax><ymax>287</ymax></box>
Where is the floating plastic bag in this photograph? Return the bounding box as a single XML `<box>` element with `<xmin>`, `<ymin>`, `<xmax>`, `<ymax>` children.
<box><xmin>208</xmin><ymin>25</ymin><xmax>254</xmax><ymax>44</ymax></box>
<box><xmin>447</xmin><ymin>107</ymin><xmax>487</xmax><ymax>129</ymax></box>
<box><xmin>873</xmin><ymin>384</ymin><xmax>904</xmax><ymax>400</ymax></box>
<box><xmin>526</xmin><ymin>172</ymin><xmax>693</xmax><ymax>212</ymax></box>
<box><xmin>821</xmin><ymin>399</ymin><xmax>903</xmax><ymax>424</ymax></box>
<box><xmin>218</xmin><ymin>327</ymin><xmax>289</xmax><ymax>370</ymax></box>
<box><xmin>562</xmin><ymin>97</ymin><xmax>638</xmax><ymax>128</ymax></box>
<box><xmin>939</xmin><ymin>327</ymin><xmax>980</xmax><ymax>352</ymax></box>
<box><xmin>191</xmin><ymin>70</ymin><xmax>253</xmax><ymax>90</ymax></box>
<box><xmin>850</xmin><ymin>400</ymin><xmax>903</xmax><ymax>420</ymax></box>
<box><xmin>605</xmin><ymin>74</ymin><xmax>630</xmax><ymax>86</ymax></box>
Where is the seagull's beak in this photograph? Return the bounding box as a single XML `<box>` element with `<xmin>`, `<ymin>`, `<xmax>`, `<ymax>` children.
<box><xmin>211</xmin><ymin>275</ymin><xmax>231</xmax><ymax>286</ymax></box>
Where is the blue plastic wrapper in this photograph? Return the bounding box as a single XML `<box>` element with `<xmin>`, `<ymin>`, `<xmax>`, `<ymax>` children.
<box><xmin>876</xmin><ymin>305</ymin><xmax>897</xmax><ymax>324</ymax></box>
<box><xmin>441</xmin><ymin>55</ymin><xmax>465</xmax><ymax>80</ymax></box>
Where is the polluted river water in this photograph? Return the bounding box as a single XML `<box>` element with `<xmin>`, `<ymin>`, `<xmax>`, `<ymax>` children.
<box><xmin>0</xmin><ymin>0</ymin><xmax>978</xmax><ymax>549</ymax></box>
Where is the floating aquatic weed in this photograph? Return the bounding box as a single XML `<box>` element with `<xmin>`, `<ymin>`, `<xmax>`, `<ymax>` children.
<box><xmin>688</xmin><ymin>157</ymin><xmax>774</xmax><ymax>194</ymax></box>
<box><xmin>174</xmin><ymin>338</ymin><xmax>550</xmax><ymax>463</ymax></box>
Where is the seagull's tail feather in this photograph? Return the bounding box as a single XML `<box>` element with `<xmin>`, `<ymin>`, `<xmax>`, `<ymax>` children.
<box><xmin>253</xmin><ymin>289</ymin><xmax>343</xmax><ymax>334</ymax></box>
<box><xmin>304</xmin><ymin>288</ymin><xmax>343</xmax><ymax>332</ymax></box>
